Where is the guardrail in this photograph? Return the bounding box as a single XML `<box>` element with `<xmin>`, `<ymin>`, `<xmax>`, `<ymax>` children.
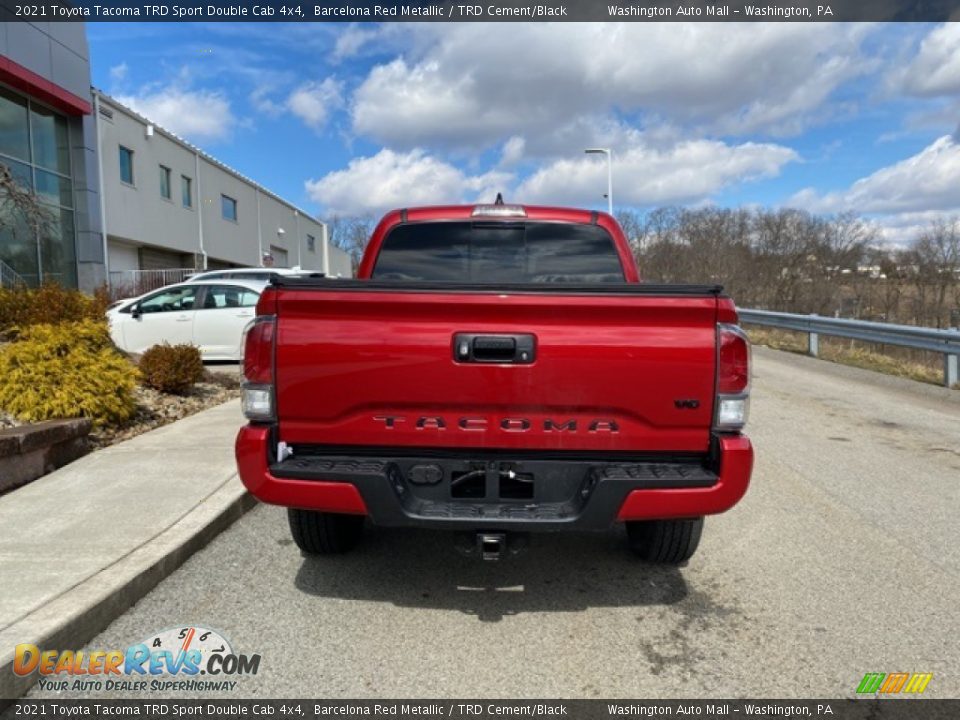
<box><xmin>738</xmin><ymin>309</ymin><xmax>960</xmax><ymax>388</ymax></box>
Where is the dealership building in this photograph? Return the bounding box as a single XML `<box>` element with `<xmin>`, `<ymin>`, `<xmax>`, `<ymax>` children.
<box><xmin>0</xmin><ymin>20</ymin><xmax>350</xmax><ymax>292</ymax></box>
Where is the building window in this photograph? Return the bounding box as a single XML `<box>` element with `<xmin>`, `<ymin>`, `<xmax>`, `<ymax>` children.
<box><xmin>30</xmin><ymin>104</ymin><xmax>69</xmax><ymax>174</ymax></box>
<box><xmin>0</xmin><ymin>86</ymin><xmax>76</xmax><ymax>287</ymax></box>
<box><xmin>0</xmin><ymin>86</ymin><xmax>31</xmax><ymax>161</ymax></box>
<box><xmin>119</xmin><ymin>146</ymin><xmax>134</xmax><ymax>185</ymax></box>
<box><xmin>181</xmin><ymin>175</ymin><xmax>192</xmax><ymax>208</ymax></box>
<box><xmin>221</xmin><ymin>194</ymin><xmax>237</xmax><ymax>222</ymax></box>
<box><xmin>306</xmin><ymin>234</ymin><xmax>316</xmax><ymax>252</ymax></box>
<box><xmin>159</xmin><ymin>165</ymin><xmax>171</xmax><ymax>200</ymax></box>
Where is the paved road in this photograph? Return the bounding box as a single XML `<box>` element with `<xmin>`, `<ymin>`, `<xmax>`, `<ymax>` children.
<box><xmin>25</xmin><ymin>349</ymin><xmax>960</xmax><ymax>698</ymax></box>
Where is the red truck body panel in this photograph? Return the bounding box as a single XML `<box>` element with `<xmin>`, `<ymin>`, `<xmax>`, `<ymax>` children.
<box><xmin>237</xmin><ymin>425</ymin><xmax>369</xmax><ymax>515</ymax></box>
<box><xmin>274</xmin><ymin>288</ymin><xmax>719</xmax><ymax>453</ymax></box>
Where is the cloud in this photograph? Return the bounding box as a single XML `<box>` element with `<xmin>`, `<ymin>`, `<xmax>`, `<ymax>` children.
<box><xmin>332</xmin><ymin>25</ymin><xmax>380</xmax><ymax>61</ymax></box>
<box><xmin>305</xmin><ymin>148</ymin><xmax>511</xmax><ymax>216</ymax></box>
<box><xmin>249</xmin><ymin>86</ymin><xmax>285</xmax><ymax>118</ymax></box>
<box><xmin>867</xmin><ymin>211</ymin><xmax>958</xmax><ymax>248</ymax></box>
<box><xmin>287</xmin><ymin>78</ymin><xmax>343</xmax><ymax>130</ymax></box>
<box><xmin>349</xmin><ymin>23</ymin><xmax>874</xmax><ymax>152</ymax></box>
<box><xmin>893</xmin><ymin>23</ymin><xmax>960</xmax><ymax>98</ymax></box>
<box><xmin>109</xmin><ymin>62</ymin><xmax>128</xmax><ymax>83</ymax></box>
<box><xmin>251</xmin><ymin>78</ymin><xmax>344</xmax><ymax>131</ymax></box>
<box><xmin>517</xmin><ymin>139</ymin><xmax>798</xmax><ymax>206</ymax></box>
<box><xmin>790</xmin><ymin>135</ymin><xmax>960</xmax><ymax>215</ymax></box>
<box><xmin>499</xmin><ymin>137</ymin><xmax>526</xmax><ymax>167</ymax></box>
<box><xmin>114</xmin><ymin>86</ymin><xmax>236</xmax><ymax>142</ymax></box>
<box><xmin>307</xmin><ymin>136</ymin><xmax>797</xmax><ymax>216</ymax></box>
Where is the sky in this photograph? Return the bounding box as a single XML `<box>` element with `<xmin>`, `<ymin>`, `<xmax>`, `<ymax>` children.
<box><xmin>86</xmin><ymin>22</ymin><xmax>960</xmax><ymax>246</ymax></box>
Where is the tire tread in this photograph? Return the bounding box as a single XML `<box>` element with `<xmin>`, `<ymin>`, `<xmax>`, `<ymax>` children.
<box><xmin>288</xmin><ymin>508</ymin><xmax>364</xmax><ymax>554</ymax></box>
<box><xmin>626</xmin><ymin>517</ymin><xmax>703</xmax><ymax>564</ymax></box>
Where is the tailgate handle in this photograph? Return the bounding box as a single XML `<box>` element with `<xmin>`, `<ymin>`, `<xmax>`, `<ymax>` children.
<box><xmin>454</xmin><ymin>333</ymin><xmax>536</xmax><ymax>364</ymax></box>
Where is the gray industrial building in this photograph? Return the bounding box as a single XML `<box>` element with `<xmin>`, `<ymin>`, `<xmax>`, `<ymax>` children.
<box><xmin>95</xmin><ymin>91</ymin><xmax>352</xmax><ymax>290</ymax></box>
<box><xmin>0</xmin><ymin>19</ymin><xmax>351</xmax><ymax>293</ymax></box>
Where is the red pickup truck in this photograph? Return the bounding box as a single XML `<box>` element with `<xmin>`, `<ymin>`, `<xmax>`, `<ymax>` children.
<box><xmin>235</xmin><ymin>202</ymin><xmax>753</xmax><ymax>564</ymax></box>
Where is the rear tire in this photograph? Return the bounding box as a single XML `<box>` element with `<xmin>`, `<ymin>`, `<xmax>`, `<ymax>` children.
<box><xmin>626</xmin><ymin>517</ymin><xmax>704</xmax><ymax>564</ymax></box>
<box><xmin>287</xmin><ymin>508</ymin><xmax>365</xmax><ymax>554</ymax></box>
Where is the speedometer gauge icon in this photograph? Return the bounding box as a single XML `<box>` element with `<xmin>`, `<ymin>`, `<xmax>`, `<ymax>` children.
<box><xmin>139</xmin><ymin>626</ymin><xmax>233</xmax><ymax>674</ymax></box>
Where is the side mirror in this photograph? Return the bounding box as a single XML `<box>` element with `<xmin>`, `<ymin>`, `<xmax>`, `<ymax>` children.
<box><xmin>131</xmin><ymin>304</ymin><xmax>142</xmax><ymax>319</ymax></box>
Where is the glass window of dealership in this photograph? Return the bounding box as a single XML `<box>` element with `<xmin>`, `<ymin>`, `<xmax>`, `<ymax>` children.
<box><xmin>0</xmin><ymin>84</ymin><xmax>78</xmax><ymax>287</ymax></box>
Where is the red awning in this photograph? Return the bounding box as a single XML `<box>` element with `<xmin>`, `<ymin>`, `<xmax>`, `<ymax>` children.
<box><xmin>0</xmin><ymin>56</ymin><xmax>92</xmax><ymax>115</ymax></box>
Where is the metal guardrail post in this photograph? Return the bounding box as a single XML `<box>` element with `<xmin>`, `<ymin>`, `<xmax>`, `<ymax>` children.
<box><xmin>947</xmin><ymin>328</ymin><xmax>959</xmax><ymax>388</ymax></box>
<box><xmin>808</xmin><ymin>314</ymin><xmax>819</xmax><ymax>357</ymax></box>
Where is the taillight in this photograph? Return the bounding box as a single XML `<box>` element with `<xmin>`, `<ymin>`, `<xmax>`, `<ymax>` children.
<box><xmin>243</xmin><ymin>316</ymin><xmax>275</xmax><ymax>384</ymax></box>
<box><xmin>241</xmin><ymin>315</ymin><xmax>275</xmax><ymax>422</ymax></box>
<box><xmin>256</xmin><ymin>286</ymin><xmax>278</xmax><ymax>316</ymax></box>
<box><xmin>718</xmin><ymin>324</ymin><xmax>750</xmax><ymax>394</ymax></box>
<box><xmin>715</xmin><ymin>324</ymin><xmax>751</xmax><ymax>431</ymax></box>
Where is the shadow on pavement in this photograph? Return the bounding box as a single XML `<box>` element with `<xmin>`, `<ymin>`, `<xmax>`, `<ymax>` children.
<box><xmin>293</xmin><ymin>525</ymin><xmax>688</xmax><ymax>622</ymax></box>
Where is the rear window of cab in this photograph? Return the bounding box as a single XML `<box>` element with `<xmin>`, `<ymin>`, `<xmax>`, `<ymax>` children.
<box><xmin>371</xmin><ymin>221</ymin><xmax>627</xmax><ymax>283</ymax></box>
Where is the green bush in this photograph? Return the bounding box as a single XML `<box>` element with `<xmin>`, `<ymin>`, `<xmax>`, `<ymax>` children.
<box><xmin>0</xmin><ymin>283</ymin><xmax>109</xmax><ymax>336</ymax></box>
<box><xmin>0</xmin><ymin>320</ymin><xmax>138</xmax><ymax>426</ymax></box>
<box><xmin>139</xmin><ymin>343</ymin><xmax>204</xmax><ymax>394</ymax></box>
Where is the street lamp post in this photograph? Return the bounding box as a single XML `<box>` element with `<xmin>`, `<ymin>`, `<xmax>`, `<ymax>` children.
<box><xmin>584</xmin><ymin>148</ymin><xmax>613</xmax><ymax>215</ymax></box>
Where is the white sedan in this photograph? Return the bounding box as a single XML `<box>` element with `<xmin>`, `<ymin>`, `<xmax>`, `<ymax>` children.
<box><xmin>107</xmin><ymin>279</ymin><xmax>264</xmax><ymax>361</ymax></box>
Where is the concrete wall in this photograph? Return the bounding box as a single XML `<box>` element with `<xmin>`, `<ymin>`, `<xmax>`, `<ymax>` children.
<box><xmin>0</xmin><ymin>21</ymin><xmax>90</xmax><ymax>100</ymax></box>
<box><xmin>98</xmin><ymin>101</ymin><xmax>200</xmax><ymax>258</ymax></box>
<box><xmin>73</xmin><ymin>107</ymin><xmax>105</xmax><ymax>289</ymax></box>
<box><xmin>98</xmin><ymin>94</ymin><xmax>328</xmax><ymax>274</ymax></box>
<box><xmin>327</xmin><ymin>244</ymin><xmax>353</xmax><ymax>278</ymax></box>
<box><xmin>0</xmin><ymin>20</ymin><xmax>103</xmax><ymax>289</ymax></box>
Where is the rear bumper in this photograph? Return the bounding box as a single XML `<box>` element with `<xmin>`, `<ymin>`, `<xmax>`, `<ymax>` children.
<box><xmin>235</xmin><ymin>426</ymin><xmax>753</xmax><ymax>531</ymax></box>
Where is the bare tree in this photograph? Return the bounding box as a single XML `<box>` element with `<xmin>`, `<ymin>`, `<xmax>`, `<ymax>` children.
<box><xmin>327</xmin><ymin>215</ymin><xmax>376</xmax><ymax>273</ymax></box>
<box><xmin>910</xmin><ymin>218</ymin><xmax>960</xmax><ymax>328</ymax></box>
<box><xmin>803</xmin><ymin>211</ymin><xmax>870</xmax><ymax>316</ymax></box>
<box><xmin>614</xmin><ymin>209</ymin><xmax>647</xmax><ymax>262</ymax></box>
<box><xmin>0</xmin><ymin>163</ymin><xmax>55</xmax><ymax>284</ymax></box>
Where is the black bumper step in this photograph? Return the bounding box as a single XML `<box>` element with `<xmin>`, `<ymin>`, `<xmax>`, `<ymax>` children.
<box><xmin>412</xmin><ymin>500</ymin><xmax>577</xmax><ymax>521</ymax></box>
<box><xmin>269</xmin><ymin>452</ymin><xmax>718</xmax><ymax>531</ymax></box>
<box><xmin>592</xmin><ymin>463</ymin><xmax>716</xmax><ymax>485</ymax></box>
<box><xmin>272</xmin><ymin>458</ymin><xmax>390</xmax><ymax>482</ymax></box>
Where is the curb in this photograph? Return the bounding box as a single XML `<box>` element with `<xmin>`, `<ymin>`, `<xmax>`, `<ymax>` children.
<box><xmin>0</xmin><ymin>478</ymin><xmax>256</xmax><ymax>708</ymax></box>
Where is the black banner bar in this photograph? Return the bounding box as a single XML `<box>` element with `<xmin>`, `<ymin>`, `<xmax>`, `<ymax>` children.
<box><xmin>3</xmin><ymin>0</ymin><xmax>960</xmax><ymax>22</ymax></box>
<box><xmin>2</xmin><ymin>700</ymin><xmax>960</xmax><ymax>720</ymax></box>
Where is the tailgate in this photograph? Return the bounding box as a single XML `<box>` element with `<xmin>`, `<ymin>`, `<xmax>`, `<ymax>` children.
<box><xmin>274</xmin><ymin>283</ymin><xmax>719</xmax><ymax>453</ymax></box>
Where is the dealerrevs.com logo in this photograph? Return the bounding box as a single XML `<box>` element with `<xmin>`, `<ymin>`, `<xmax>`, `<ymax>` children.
<box><xmin>14</xmin><ymin>626</ymin><xmax>261</xmax><ymax>693</ymax></box>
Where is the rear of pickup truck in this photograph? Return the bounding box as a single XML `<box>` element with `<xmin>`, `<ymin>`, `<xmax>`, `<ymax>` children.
<box><xmin>236</xmin><ymin>204</ymin><xmax>753</xmax><ymax>564</ymax></box>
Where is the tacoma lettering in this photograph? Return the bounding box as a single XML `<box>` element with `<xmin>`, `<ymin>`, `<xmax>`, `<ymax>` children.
<box><xmin>375</xmin><ymin>416</ymin><xmax>619</xmax><ymax>432</ymax></box>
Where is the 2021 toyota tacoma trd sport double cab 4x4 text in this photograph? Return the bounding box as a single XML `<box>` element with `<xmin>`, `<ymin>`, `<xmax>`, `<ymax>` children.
<box><xmin>235</xmin><ymin>201</ymin><xmax>753</xmax><ymax>564</ymax></box>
